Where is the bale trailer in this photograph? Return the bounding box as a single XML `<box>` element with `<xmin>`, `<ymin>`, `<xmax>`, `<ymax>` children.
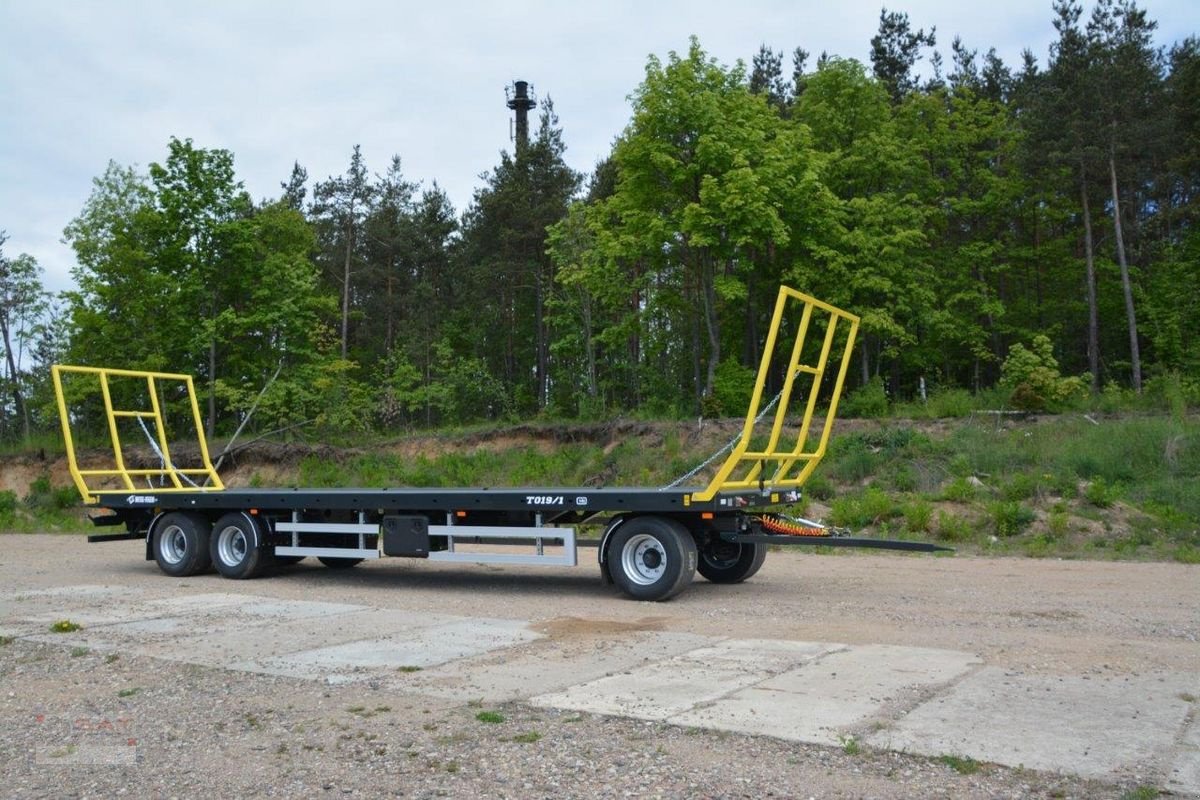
<box><xmin>52</xmin><ymin>286</ymin><xmax>945</xmax><ymax>601</ymax></box>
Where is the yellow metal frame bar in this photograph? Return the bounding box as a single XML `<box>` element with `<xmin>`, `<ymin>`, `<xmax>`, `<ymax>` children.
<box><xmin>691</xmin><ymin>287</ymin><xmax>859</xmax><ymax>502</ymax></box>
<box><xmin>52</xmin><ymin>365</ymin><xmax>224</xmax><ymax>504</ymax></box>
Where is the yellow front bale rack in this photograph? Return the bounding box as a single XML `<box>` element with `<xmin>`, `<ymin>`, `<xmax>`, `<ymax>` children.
<box><xmin>693</xmin><ymin>286</ymin><xmax>859</xmax><ymax>503</ymax></box>
<box><xmin>52</xmin><ymin>365</ymin><xmax>224</xmax><ymax>505</ymax></box>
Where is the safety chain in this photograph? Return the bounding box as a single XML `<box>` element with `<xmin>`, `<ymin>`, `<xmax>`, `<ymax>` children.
<box><xmin>660</xmin><ymin>389</ymin><xmax>783</xmax><ymax>490</ymax></box>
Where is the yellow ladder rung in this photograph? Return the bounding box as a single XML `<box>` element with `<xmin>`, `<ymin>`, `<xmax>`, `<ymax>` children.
<box><xmin>795</xmin><ymin>365</ymin><xmax>823</xmax><ymax>375</ymax></box>
<box><xmin>111</xmin><ymin>410</ymin><xmax>159</xmax><ymax>418</ymax></box>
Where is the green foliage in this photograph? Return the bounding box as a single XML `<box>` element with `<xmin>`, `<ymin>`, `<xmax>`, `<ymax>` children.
<box><xmin>937</xmin><ymin>754</ymin><xmax>980</xmax><ymax>775</ymax></box>
<box><xmin>903</xmin><ymin>497</ymin><xmax>933</xmax><ymax>532</ymax></box>
<box><xmin>710</xmin><ymin>358</ymin><xmax>756</xmax><ymax>418</ymax></box>
<box><xmin>475</xmin><ymin>711</ymin><xmax>504</xmax><ymax>724</ymax></box>
<box><xmin>989</xmin><ymin>501</ymin><xmax>1036</xmax><ymax>537</ymax></box>
<box><xmin>831</xmin><ymin>487</ymin><xmax>897</xmax><ymax>528</ymax></box>
<box><xmin>49</xmin><ymin>620</ymin><xmax>82</xmax><ymax>633</ymax></box>
<box><xmin>1084</xmin><ymin>478</ymin><xmax>1122</xmax><ymax>508</ymax></box>
<box><xmin>999</xmin><ymin>335</ymin><xmax>1089</xmax><ymax>412</ymax></box>
<box><xmin>23</xmin><ymin>475</ymin><xmax>77</xmax><ymax>511</ymax></box>
<box><xmin>935</xmin><ymin>512</ymin><xmax>974</xmax><ymax>542</ymax></box>
<box><xmin>840</xmin><ymin>377</ymin><xmax>889</xmax><ymax>418</ymax></box>
<box><xmin>0</xmin><ymin>490</ymin><xmax>16</xmax><ymax>524</ymax></box>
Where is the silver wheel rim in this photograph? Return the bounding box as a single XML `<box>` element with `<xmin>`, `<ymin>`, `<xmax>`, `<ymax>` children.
<box><xmin>621</xmin><ymin>533</ymin><xmax>666</xmax><ymax>586</ymax></box>
<box><xmin>159</xmin><ymin>525</ymin><xmax>187</xmax><ymax>565</ymax></box>
<box><xmin>217</xmin><ymin>525</ymin><xmax>248</xmax><ymax>566</ymax></box>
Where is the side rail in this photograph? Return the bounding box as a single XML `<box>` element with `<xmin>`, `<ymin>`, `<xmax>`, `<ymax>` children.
<box><xmin>52</xmin><ymin>365</ymin><xmax>224</xmax><ymax>504</ymax></box>
<box><xmin>693</xmin><ymin>287</ymin><xmax>859</xmax><ymax>503</ymax></box>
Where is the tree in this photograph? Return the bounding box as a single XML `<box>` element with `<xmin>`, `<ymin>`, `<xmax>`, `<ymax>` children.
<box><xmin>795</xmin><ymin>57</ymin><xmax>934</xmax><ymax>386</ymax></box>
<box><xmin>64</xmin><ymin>140</ymin><xmax>336</xmax><ymax>437</ymax></box>
<box><xmin>574</xmin><ymin>38</ymin><xmax>829</xmax><ymax>411</ymax></box>
<box><xmin>870</xmin><ymin>8</ymin><xmax>937</xmax><ymax>102</ymax></box>
<box><xmin>1086</xmin><ymin>0</ymin><xmax>1163</xmax><ymax>392</ymax></box>
<box><xmin>148</xmin><ymin>137</ymin><xmax>252</xmax><ymax>435</ymax></box>
<box><xmin>749</xmin><ymin>44</ymin><xmax>789</xmax><ymax>110</ymax></box>
<box><xmin>280</xmin><ymin>161</ymin><xmax>309</xmax><ymax>211</ymax></box>
<box><xmin>456</xmin><ymin>99</ymin><xmax>579</xmax><ymax>412</ymax></box>
<box><xmin>312</xmin><ymin>145</ymin><xmax>373</xmax><ymax>360</ymax></box>
<box><xmin>0</xmin><ymin>232</ymin><xmax>48</xmax><ymax>442</ymax></box>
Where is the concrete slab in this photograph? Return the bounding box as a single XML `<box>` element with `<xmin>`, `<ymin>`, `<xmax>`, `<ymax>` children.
<box><xmin>1168</xmin><ymin>710</ymin><xmax>1200</xmax><ymax>797</ymax></box>
<box><xmin>248</xmin><ymin>617</ymin><xmax>540</xmax><ymax>680</ymax></box>
<box><xmin>530</xmin><ymin>639</ymin><xmax>840</xmax><ymax>720</ymax></box>
<box><xmin>403</xmin><ymin>631</ymin><xmax>714</xmax><ymax>703</ymax></box>
<box><xmin>674</xmin><ymin>644</ymin><xmax>980</xmax><ymax>745</ymax></box>
<box><xmin>870</xmin><ymin>666</ymin><xmax>1197</xmax><ymax>781</ymax></box>
<box><xmin>137</xmin><ymin>608</ymin><xmax>456</xmax><ymax>668</ymax></box>
<box><xmin>234</xmin><ymin>599</ymin><xmax>367</xmax><ymax>619</ymax></box>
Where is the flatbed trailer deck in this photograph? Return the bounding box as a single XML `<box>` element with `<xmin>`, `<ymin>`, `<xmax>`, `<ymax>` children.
<box><xmin>54</xmin><ymin>287</ymin><xmax>947</xmax><ymax>601</ymax></box>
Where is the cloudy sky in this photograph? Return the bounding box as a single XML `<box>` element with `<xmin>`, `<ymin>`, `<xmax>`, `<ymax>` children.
<box><xmin>1</xmin><ymin>1</ymin><xmax>1194</xmax><ymax>294</ymax></box>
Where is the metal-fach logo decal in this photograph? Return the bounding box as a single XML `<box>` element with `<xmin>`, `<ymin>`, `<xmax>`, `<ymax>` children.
<box><xmin>126</xmin><ymin>496</ymin><xmax>158</xmax><ymax>505</ymax></box>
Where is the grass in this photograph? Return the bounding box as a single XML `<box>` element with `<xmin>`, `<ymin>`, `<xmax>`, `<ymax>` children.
<box><xmin>49</xmin><ymin>620</ymin><xmax>82</xmax><ymax>633</ymax></box>
<box><xmin>116</xmin><ymin>687</ymin><xmax>141</xmax><ymax>698</ymax></box>
<box><xmin>937</xmin><ymin>754</ymin><xmax>981</xmax><ymax>774</ymax></box>
<box><xmin>840</xmin><ymin>735</ymin><xmax>860</xmax><ymax>755</ymax></box>
<box><xmin>0</xmin><ymin>635</ymin><xmax>12</xmax><ymax>646</ymax></box>
<box><xmin>475</xmin><ymin>711</ymin><xmax>505</xmax><ymax>724</ymax></box>
<box><xmin>1119</xmin><ymin>787</ymin><xmax>1161</xmax><ymax>800</ymax></box>
<box><xmin>511</xmin><ymin>731</ymin><xmax>542</xmax><ymax>743</ymax></box>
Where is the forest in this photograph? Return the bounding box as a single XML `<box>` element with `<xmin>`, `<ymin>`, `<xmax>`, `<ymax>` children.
<box><xmin>1</xmin><ymin>0</ymin><xmax>1197</xmax><ymax>443</ymax></box>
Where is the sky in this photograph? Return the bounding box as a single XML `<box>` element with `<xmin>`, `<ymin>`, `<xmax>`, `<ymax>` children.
<box><xmin>0</xmin><ymin>0</ymin><xmax>1195</xmax><ymax>295</ymax></box>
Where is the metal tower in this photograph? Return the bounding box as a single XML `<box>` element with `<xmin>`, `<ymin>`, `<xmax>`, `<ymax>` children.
<box><xmin>505</xmin><ymin>80</ymin><xmax>537</xmax><ymax>150</ymax></box>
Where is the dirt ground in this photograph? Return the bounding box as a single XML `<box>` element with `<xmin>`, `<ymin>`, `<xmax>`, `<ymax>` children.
<box><xmin>2</xmin><ymin>535</ymin><xmax>1197</xmax><ymax>798</ymax></box>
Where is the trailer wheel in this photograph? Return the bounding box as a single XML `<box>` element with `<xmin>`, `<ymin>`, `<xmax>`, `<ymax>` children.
<box><xmin>274</xmin><ymin>555</ymin><xmax>305</xmax><ymax>566</ymax></box>
<box><xmin>152</xmin><ymin>512</ymin><xmax>212</xmax><ymax>577</ymax></box>
<box><xmin>317</xmin><ymin>557</ymin><xmax>362</xmax><ymax>569</ymax></box>
<box><xmin>210</xmin><ymin>513</ymin><xmax>269</xmax><ymax>579</ymax></box>
<box><xmin>698</xmin><ymin>539</ymin><xmax>767</xmax><ymax>584</ymax></box>
<box><xmin>606</xmin><ymin>517</ymin><xmax>696</xmax><ymax>601</ymax></box>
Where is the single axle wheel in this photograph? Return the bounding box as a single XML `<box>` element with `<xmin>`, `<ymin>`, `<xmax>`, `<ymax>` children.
<box><xmin>210</xmin><ymin>513</ymin><xmax>270</xmax><ymax>579</ymax></box>
<box><xmin>697</xmin><ymin>539</ymin><xmax>767</xmax><ymax>584</ymax></box>
<box><xmin>152</xmin><ymin>512</ymin><xmax>212</xmax><ymax>577</ymax></box>
<box><xmin>605</xmin><ymin>516</ymin><xmax>696</xmax><ymax>601</ymax></box>
<box><xmin>317</xmin><ymin>556</ymin><xmax>363</xmax><ymax>569</ymax></box>
<box><xmin>274</xmin><ymin>555</ymin><xmax>305</xmax><ymax>566</ymax></box>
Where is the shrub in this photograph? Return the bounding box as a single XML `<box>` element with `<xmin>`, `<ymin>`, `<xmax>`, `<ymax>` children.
<box><xmin>927</xmin><ymin>388</ymin><xmax>974</xmax><ymax>418</ymax></box>
<box><xmin>903</xmin><ymin>498</ymin><xmax>933</xmax><ymax>533</ymax></box>
<box><xmin>1001</xmin><ymin>473</ymin><xmax>1039</xmax><ymax>501</ymax></box>
<box><xmin>24</xmin><ymin>476</ymin><xmax>78</xmax><ymax>511</ymax></box>
<box><xmin>840</xmin><ymin>376</ymin><xmax>888</xmax><ymax>418</ymax></box>
<box><xmin>710</xmin><ymin>358</ymin><xmax>756</xmax><ymax>418</ymax></box>
<box><xmin>0</xmin><ymin>490</ymin><xmax>16</xmax><ymax>522</ymax></box>
<box><xmin>989</xmin><ymin>501</ymin><xmax>1036</xmax><ymax>537</ymax></box>
<box><xmin>935</xmin><ymin>512</ymin><xmax>974</xmax><ymax>542</ymax></box>
<box><xmin>1084</xmin><ymin>478</ymin><xmax>1121</xmax><ymax>508</ymax></box>
<box><xmin>831</xmin><ymin>487</ymin><xmax>897</xmax><ymax>528</ymax></box>
<box><xmin>941</xmin><ymin>476</ymin><xmax>977</xmax><ymax>502</ymax></box>
<box><xmin>999</xmin><ymin>335</ymin><xmax>1089</xmax><ymax>411</ymax></box>
<box><xmin>805</xmin><ymin>474</ymin><xmax>834</xmax><ymax>501</ymax></box>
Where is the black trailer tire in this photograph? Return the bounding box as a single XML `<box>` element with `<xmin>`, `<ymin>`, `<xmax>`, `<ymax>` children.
<box><xmin>274</xmin><ymin>555</ymin><xmax>305</xmax><ymax>566</ymax></box>
<box><xmin>152</xmin><ymin>512</ymin><xmax>212</xmax><ymax>577</ymax></box>
<box><xmin>605</xmin><ymin>516</ymin><xmax>697</xmax><ymax>601</ymax></box>
<box><xmin>317</xmin><ymin>557</ymin><xmax>363</xmax><ymax>569</ymax></box>
<box><xmin>210</xmin><ymin>513</ymin><xmax>270</xmax><ymax>579</ymax></box>
<box><xmin>697</xmin><ymin>539</ymin><xmax>768</xmax><ymax>584</ymax></box>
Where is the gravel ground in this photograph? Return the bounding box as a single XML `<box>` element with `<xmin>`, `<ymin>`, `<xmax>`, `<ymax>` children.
<box><xmin>2</xmin><ymin>534</ymin><xmax>1197</xmax><ymax>798</ymax></box>
<box><xmin>2</xmin><ymin>642</ymin><xmax>1124</xmax><ymax>799</ymax></box>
